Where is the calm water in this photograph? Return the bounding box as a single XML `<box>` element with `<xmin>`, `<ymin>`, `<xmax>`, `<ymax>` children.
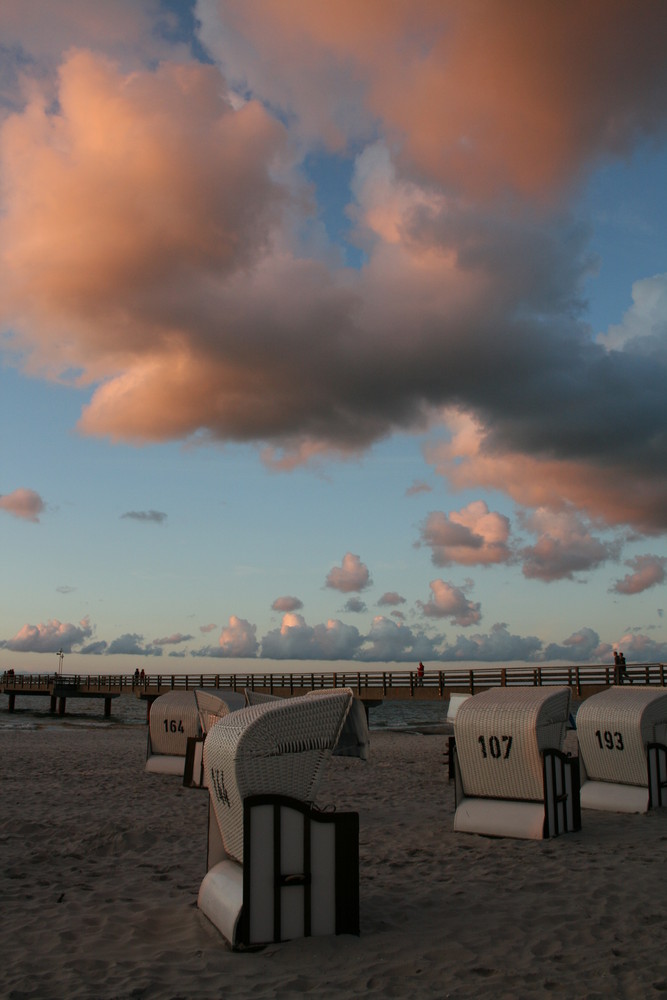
<box><xmin>0</xmin><ymin>691</ymin><xmax>450</xmax><ymax>734</ymax></box>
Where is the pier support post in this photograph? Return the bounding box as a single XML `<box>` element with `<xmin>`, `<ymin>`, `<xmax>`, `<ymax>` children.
<box><xmin>59</xmin><ymin>697</ymin><xmax>66</xmax><ymax>716</ymax></box>
<box><xmin>104</xmin><ymin>696</ymin><xmax>112</xmax><ymax>718</ymax></box>
<box><xmin>50</xmin><ymin>695</ymin><xmax>57</xmax><ymax>713</ymax></box>
<box><xmin>8</xmin><ymin>692</ymin><xmax>15</xmax><ymax>712</ymax></box>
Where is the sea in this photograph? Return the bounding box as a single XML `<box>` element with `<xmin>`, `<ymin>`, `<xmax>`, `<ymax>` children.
<box><xmin>0</xmin><ymin>691</ymin><xmax>450</xmax><ymax>735</ymax></box>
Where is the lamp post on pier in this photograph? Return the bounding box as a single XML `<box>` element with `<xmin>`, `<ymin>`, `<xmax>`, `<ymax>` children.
<box><xmin>57</xmin><ymin>648</ymin><xmax>64</xmax><ymax>676</ymax></box>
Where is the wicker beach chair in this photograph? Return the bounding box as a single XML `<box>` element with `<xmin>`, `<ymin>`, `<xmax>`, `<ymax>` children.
<box><xmin>453</xmin><ymin>686</ymin><xmax>581</xmax><ymax>839</ymax></box>
<box><xmin>145</xmin><ymin>690</ymin><xmax>202</xmax><ymax>775</ymax></box>
<box><xmin>576</xmin><ymin>686</ymin><xmax>667</xmax><ymax>813</ymax></box>
<box><xmin>198</xmin><ymin>688</ymin><xmax>361</xmax><ymax>948</ymax></box>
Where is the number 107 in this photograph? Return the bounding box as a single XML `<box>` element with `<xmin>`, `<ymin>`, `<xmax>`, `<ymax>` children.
<box><xmin>478</xmin><ymin>734</ymin><xmax>513</xmax><ymax>759</ymax></box>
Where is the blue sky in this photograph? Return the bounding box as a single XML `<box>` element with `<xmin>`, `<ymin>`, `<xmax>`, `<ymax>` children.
<box><xmin>1</xmin><ymin>1</ymin><xmax>666</xmax><ymax>674</ymax></box>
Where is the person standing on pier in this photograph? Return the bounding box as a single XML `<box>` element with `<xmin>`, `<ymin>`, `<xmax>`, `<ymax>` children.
<box><xmin>417</xmin><ymin>661</ymin><xmax>425</xmax><ymax>686</ymax></box>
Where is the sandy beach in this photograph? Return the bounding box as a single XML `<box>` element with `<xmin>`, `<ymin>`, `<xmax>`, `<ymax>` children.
<box><xmin>1</xmin><ymin>715</ymin><xmax>666</xmax><ymax>999</ymax></box>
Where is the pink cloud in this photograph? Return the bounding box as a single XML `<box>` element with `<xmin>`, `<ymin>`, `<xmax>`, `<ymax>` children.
<box><xmin>519</xmin><ymin>508</ymin><xmax>619</xmax><ymax>582</ymax></box>
<box><xmin>612</xmin><ymin>633</ymin><xmax>667</xmax><ymax>662</ymax></box>
<box><xmin>377</xmin><ymin>592</ymin><xmax>406</xmax><ymax>606</ymax></box>
<box><xmin>419</xmin><ymin>579</ymin><xmax>481</xmax><ymax>627</ymax></box>
<box><xmin>4</xmin><ymin>616</ymin><xmax>93</xmax><ymax>652</ymax></box>
<box><xmin>0</xmin><ymin>9</ymin><xmax>665</xmax><ymax>541</ymax></box>
<box><xmin>1</xmin><ymin>50</ymin><xmax>288</xmax><ymax>390</ymax></box>
<box><xmin>0</xmin><ymin>487</ymin><xmax>45</xmax><ymax>522</ymax></box>
<box><xmin>425</xmin><ymin>410</ymin><xmax>667</xmax><ymax>534</ymax></box>
<box><xmin>200</xmin><ymin>1</ymin><xmax>667</xmax><ymax>198</ymax></box>
<box><xmin>217</xmin><ymin>615</ymin><xmax>258</xmax><ymax>657</ymax></box>
<box><xmin>420</xmin><ymin>501</ymin><xmax>511</xmax><ymax>566</ymax></box>
<box><xmin>612</xmin><ymin>555</ymin><xmax>667</xmax><ymax>596</ymax></box>
<box><xmin>325</xmin><ymin>552</ymin><xmax>372</xmax><ymax>593</ymax></box>
<box><xmin>272</xmin><ymin>596</ymin><xmax>304</xmax><ymax>613</ymax></box>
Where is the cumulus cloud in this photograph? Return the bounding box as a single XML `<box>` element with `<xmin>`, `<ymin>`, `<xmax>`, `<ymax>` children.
<box><xmin>406</xmin><ymin>480</ymin><xmax>432</xmax><ymax>497</ymax></box>
<box><xmin>325</xmin><ymin>553</ymin><xmax>372</xmax><ymax>593</ymax></box>
<box><xmin>260</xmin><ymin>613</ymin><xmax>362</xmax><ymax>660</ymax></box>
<box><xmin>80</xmin><ymin>640</ymin><xmax>107</xmax><ymax>655</ymax></box>
<box><xmin>2</xmin><ymin>616</ymin><xmax>93</xmax><ymax>653</ymax></box>
<box><xmin>153</xmin><ymin>633</ymin><xmax>193</xmax><ymax>646</ymax></box>
<box><xmin>357</xmin><ymin>616</ymin><xmax>440</xmax><ymax>663</ymax></box>
<box><xmin>106</xmin><ymin>633</ymin><xmax>162</xmax><ymax>656</ymax></box>
<box><xmin>598</xmin><ymin>273</ymin><xmax>667</xmax><ymax>356</ymax></box>
<box><xmin>343</xmin><ymin>597</ymin><xmax>367</xmax><ymax>613</ymax></box>
<box><xmin>539</xmin><ymin>627</ymin><xmax>610</xmax><ymax>664</ymax></box>
<box><xmin>612</xmin><ymin>632</ymin><xmax>667</xmax><ymax>663</ymax></box>
<box><xmin>420</xmin><ymin>501</ymin><xmax>511</xmax><ymax>567</ymax></box>
<box><xmin>272</xmin><ymin>596</ymin><xmax>304</xmax><ymax>613</ymax></box>
<box><xmin>438</xmin><ymin>622</ymin><xmax>542</xmax><ymax>663</ymax></box>
<box><xmin>418</xmin><ymin>579</ymin><xmax>481</xmax><ymax>626</ymax></box>
<box><xmin>611</xmin><ymin>555</ymin><xmax>667</xmax><ymax>595</ymax></box>
<box><xmin>377</xmin><ymin>592</ymin><xmax>406</xmax><ymax>607</ymax></box>
<box><xmin>0</xmin><ymin>487</ymin><xmax>45</xmax><ymax>522</ymax></box>
<box><xmin>519</xmin><ymin>508</ymin><xmax>620</xmax><ymax>582</ymax></box>
<box><xmin>121</xmin><ymin>510</ymin><xmax>167</xmax><ymax>524</ymax></box>
<box><xmin>208</xmin><ymin>615</ymin><xmax>259</xmax><ymax>658</ymax></box>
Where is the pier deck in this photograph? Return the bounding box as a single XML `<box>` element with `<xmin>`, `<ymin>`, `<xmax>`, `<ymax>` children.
<box><xmin>2</xmin><ymin>662</ymin><xmax>665</xmax><ymax>718</ymax></box>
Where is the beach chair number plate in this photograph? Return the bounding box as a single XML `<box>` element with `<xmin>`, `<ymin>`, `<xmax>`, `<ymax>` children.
<box><xmin>478</xmin><ymin>734</ymin><xmax>513</xmax><ymax>759</ymax></box>
<box><xmin>594</xmin><ymin>729</ymin><xmax>624</xmax><ymax>751</ymax></box>
<box><xmin>162</xmin><ymin>719</ymin><xmax>185</xmax><ymax>734</ymax></box>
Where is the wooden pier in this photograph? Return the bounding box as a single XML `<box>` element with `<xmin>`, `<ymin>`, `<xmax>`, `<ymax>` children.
<box><xmin>2</xmin><ymin>673</ymin><xmax>121</xmax><ymax>718</ymax></box>
<box><xmin>2</xmin><ymin>662</ymin><xmax>665</xmax><ymax>718</ymax></box>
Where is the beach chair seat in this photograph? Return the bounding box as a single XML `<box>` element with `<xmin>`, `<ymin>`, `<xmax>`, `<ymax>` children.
<box><xmin>145</xmin><ymin>690</ymin><xmax>202</xmax><ymax>775</ymax></box>
<box><xmin>576</xmin><ymin>686</ymin><xmax>667</xmax><ymax>813</ymax></box>
<box><xmin>198</xmin><ymin>688</ymin><xmax>361</xmax><ymax>948</ymax></box>
<box><xmin>453</xmin><ymin>686</ymin><xmax>580</xmax><ymax>839</ymax></box>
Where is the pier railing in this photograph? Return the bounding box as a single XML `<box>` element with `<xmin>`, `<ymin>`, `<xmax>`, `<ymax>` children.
<box><xmin>2</xmin><ymin>662</ymin><xmax>666</xmax><ymax>700</ymax></box>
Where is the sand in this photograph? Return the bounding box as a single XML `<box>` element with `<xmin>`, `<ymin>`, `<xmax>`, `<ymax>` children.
<box><xmin>1</xmin><ymin>723</ymin><xmax>666</xmax><ymax>1000</ymax></box>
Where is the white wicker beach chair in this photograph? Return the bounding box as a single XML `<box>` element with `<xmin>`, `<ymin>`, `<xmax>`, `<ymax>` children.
<box><xmin>198</xmin><ymin>688</ymin><xmax>361</xmax><ymax>948</ymax></box>
<box><xmin>145</xmin><ymin>690</ymin><xmax>201</xmax><ymax>775</ymax></box>
<box><xmin>453</xmin><ymin>687</ymin><xmax>580</xmax><ymax>839</ymax></box>
<box><xmin>576</xmin><ymin>686</ymin><xmax>667</xmax><ymax>813</ymax></box>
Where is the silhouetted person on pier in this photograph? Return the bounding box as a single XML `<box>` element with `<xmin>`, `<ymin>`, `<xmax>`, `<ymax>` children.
<box><xmin>417</xmin><ymin>661</ymin><xmax>425</xmax><ymax>686</ymax></box>
<box><xmin>614</xmin><ymin>650</ymin><xmax>631</xmax><ymax>685</ymax></box>
<box><xmin>619</xmin><ymin>652</ymin><xmax>631</xmax><ymax>684</ymax></box>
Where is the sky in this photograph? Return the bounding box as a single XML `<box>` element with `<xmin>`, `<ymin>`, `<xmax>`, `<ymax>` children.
<box><xmin>1</xmin><ymin>0</ymin><xmax>667</xmax><ymax>675</ymax></box>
